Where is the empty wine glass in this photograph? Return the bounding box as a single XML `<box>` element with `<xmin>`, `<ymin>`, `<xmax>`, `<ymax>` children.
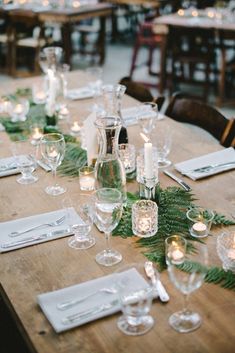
<box><xmin>11</xmin><ymin>139</ymin><xmax>38</xmax><ymax>185</ymax></box>
<box><xmin>85</xmin><ymin>66</ymin><xmax>103</xmax><ymax>112</ymax></box>
<box><xmin>167</xmin><ymin>238</ymin><xmax>209</xmax><ymax>333</ymax></box>
<box><xmin>63</xmin><ymin>195</ymin><xmax>96</xmax><ymax>250</ymax></box>
<box><xmin>137</xmin><ymin>102</ymin><xmax>158</xmax><ymax>139</ymax></box>
<box><xmin>94</xmin><ymin>188</ymin><xmax>123</xmax><ymax>267</ymax></box>
<box><xmin>40</xmin><ymin>133</ymin><xmax>66</xmax><ymax>196</ymax></box>
<box><xmin>154</xmin><ymin>123</ymin><xmax>172</xmax><ymax>168</ymax></box>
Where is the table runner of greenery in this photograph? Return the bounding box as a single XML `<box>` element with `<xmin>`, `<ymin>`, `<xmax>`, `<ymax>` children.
<box><xmin>1</xmin><ymin>89</ymin><xmax>235</xmax><ymax>290</ymax></box>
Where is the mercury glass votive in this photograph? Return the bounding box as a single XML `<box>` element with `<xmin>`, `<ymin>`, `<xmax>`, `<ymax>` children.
<box><xmin>217</xmin><ymin>231</ymin><xmax>235</xmax><ymax>273</ymax></box>
<box><xmin>165</xmin><ymin>235</ymin><xmax>187</xmax><ymax>265</ymax></box>
<box><xmin>79</xmin><ymin>166</ymin><xmax>95</xmax><ymax>191</ymax></box>
<box><xmin>118</xmin><ymin>143</ymin><xmax>136</xmax><ymax>173</ymax></box>
<box><xmin>132</xmin><ymin>200</ymin><xmax>158</xmax><ymax>238</ymax></box>
<box><xmin>186</xmin><ymin>207</ymin><xmax>214</xmax><ymax>238</ymax></box>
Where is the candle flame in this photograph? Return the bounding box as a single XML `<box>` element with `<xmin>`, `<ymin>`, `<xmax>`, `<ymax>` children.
<box><xmin>140</xmin><ymin>132</ymin><xmax>150</xmax><ymax>143</ymax></box>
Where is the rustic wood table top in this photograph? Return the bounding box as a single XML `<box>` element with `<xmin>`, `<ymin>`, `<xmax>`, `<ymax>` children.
<box><xmin>0</xmin><ymin>72</ymin><xmax>235</xmax><ymax>353</ymax></box>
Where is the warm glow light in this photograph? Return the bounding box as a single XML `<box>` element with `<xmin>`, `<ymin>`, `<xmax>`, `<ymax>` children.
<box><xmin>73</xmin><ymin>0</ymin><xmax>80</xmax><ymax>8</ymax></box>
<box><xmin>177</xmin><ymin>9</ymin><xmax>184</xmax><ymax>16</ymax></box>
<box><xmin>192</xmin><ymin>10</ymin><xmax>198</xmax><ymax>17</ymax></box>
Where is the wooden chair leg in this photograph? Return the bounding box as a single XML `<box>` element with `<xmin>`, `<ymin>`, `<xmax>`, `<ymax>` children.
<box><xmin>129</xmin><ymin>40</ymin><xmax>140</xmax><ymax>78</ymax></box>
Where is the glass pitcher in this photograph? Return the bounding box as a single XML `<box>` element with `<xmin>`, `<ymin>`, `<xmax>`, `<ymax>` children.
<box><xmin>102</xmin><ymin>84</ymin><xmax>128</xmax><ymax>144</ymax></box>
<box><xmin>95</xmin><ymin>116</ymin><xmax>126</xmax><ymax>201</ymax></box>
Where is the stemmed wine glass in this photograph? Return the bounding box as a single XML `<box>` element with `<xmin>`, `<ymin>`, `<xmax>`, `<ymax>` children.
<box><xmin>40</xmin><ymin>133</ymin><xmax>66</xmax><ymax>196</ymax></box>
<box><xmin>166</xmin><ymin>237</ymin><xmax>209</xmax><ymax>333</ymax></box>
<box><xmin>94</xmin><ymin>188</ymin><xmax>123</xmax><ymax>267</ymax></box>
<box><xmin>137</xmin><ymin>102</ymin><xmax>158</xmax><ymax>139</ymax></box>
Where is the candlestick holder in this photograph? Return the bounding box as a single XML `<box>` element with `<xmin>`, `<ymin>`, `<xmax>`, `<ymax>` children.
<box><xmin>186</xmin><ymin>207</ymin><xmax>214</xmax><ymax>238</ymax></box>
<box><xmin>132</xmin><ymin>200</ymin><xmax>158</xmax><ymax>238</ymax></box>
<box><xmin>165</xmin><ymin>235</ymin><xmax>187</xmax><ymax>265</ymax></box>
<box><xmin>217</xmin><ymin>231</ymin><xmax>235</xmax><ymax>273</ymax></box>
<box><xmin>142</xmin><ymin>176</ymin><xmax>159</xmax><ymax>200</ymax></box>
<box><xmin>136</xmin><ymin>153</ymin><xmax>158</xmax><ymax>200</ymax></box>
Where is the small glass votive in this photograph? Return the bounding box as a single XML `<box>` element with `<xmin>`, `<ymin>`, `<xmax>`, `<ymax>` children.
<box><xmin>32</xmin><ymin>82</ymin><xmax>47</xmax><ymax>105</ymax></box>
<box><xmin>165</xmin><ymin>235</ymin><xmax>187</xmax><ymax>265</ymax></box>
<box><xmin>8</xmin><ymin>99</ymin><xmax>29</xmax><ymax>122</ymax></box>
<box><xmin>58</xmin><ymin>104</ymin><xmax>70</xmax><ymax>121</ymax></box>
<box><xmin>79</xmin><ymin>166</ymin><xmax>95</xmax><ymax>191</ymax></box>
<box><xmin>118</xmin><ymin>143</ymin><xmax>136</xmax><ymax>173</ymax></box>
<box><xmin>70</xmin><ymin>121</ymin><xmax>81</xmax><ymax>136</ymax></box>
<box><xmin>186</xmin><ymin>207</ymin><xmax>214</xmax><ymax>238</ymax></box>
<box><xmin>30</xmin><ymin>123</ymin><xmax>44</xmax><ymax>145</ymax></box>
<box><xmin>217</xmin><ymin>231</ymin><xmax>235</xmax><ymax>273</ymax></box>
<box><xmin>132</xmin><ymin>200</ymin><xmax>158</xmax><ymax>238</ymax></box>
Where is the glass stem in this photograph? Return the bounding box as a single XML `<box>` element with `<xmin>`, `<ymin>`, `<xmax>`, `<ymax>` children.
<box><xmin>105</xmin><ymin>232</ymin><xmax>112</xmax><ymax>253</ymax></box>
<box><xmin>182</xmin><ymin>293</ymin><xmax>190</xmax><ymax>314</ymax></box>
<box><xmin>52</xmin><ymin>167</ymin><xmax>57</xmax><ymax>187</ymax></box>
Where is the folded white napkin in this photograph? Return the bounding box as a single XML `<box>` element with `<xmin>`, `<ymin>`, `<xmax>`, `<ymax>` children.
<box><xmin>0</xmin><ymin>156</ymin><xmax>19</xmax><ymax>177</ymax></box>
<box><xmin>37</xmin><ymin>268</ymin><xmax>148</xmax><ymax>333</ymax></box>
<box><xmin>66</xmin><ymin>87</ymin><xmax>94</xmax><ymax>100</ymax></box>
<box><xmin>122</xmin><ymin>106</ymin><xmax>164</xmax><ymax>127</ymax></box>
<box><xmin>0</xmin><ymin>208</ymin><xmax>79</xmax><ymax>253</ymax></box>
<box><xmin>175</xmin><ymin>147</ymin><xmax>235</xmax><ymax>180</ymax></box>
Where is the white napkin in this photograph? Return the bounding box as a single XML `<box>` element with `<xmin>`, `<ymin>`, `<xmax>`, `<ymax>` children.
<box><xmin>66</xmin><ymin>87</ymin><xmax>94</xmax><ymax>100</ymax></box>
<box><xmin>0</xmin><ymin>208</ymin><xmax>79</xmax><ymax>253</ymax></box>
<box><xmin>37</xmin><ymin>268</ymin><xmax>148</xmax><ymax>333</ymax></box>
<box><xmin>175</xmin><ymin>147</ymin><xmax>235</xmax><ymax>180</ymax></box>
<box><xmin>0</xmin><ymin>156</ymin><xmax>20</xmax><ymax>177</ymax></box>
<box><xmin>122</xmin><ymin>106</ymin><xmax>165</xmax><ymax>127</ymax></box>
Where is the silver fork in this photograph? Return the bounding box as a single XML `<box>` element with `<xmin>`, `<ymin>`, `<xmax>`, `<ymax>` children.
<box><xmin>189</xmin><ymin>161</ymin><xmax>235</xmax><ymax>174</ymax></box>
<box><xmin>9</xmin><ymin>215</ymin><xmax>66</xmax><ymax>237</ymax></box>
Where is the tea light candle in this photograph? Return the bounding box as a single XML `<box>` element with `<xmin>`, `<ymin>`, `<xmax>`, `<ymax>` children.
<box><xmin>14</xmin><ymin>104</ymin><xmax>23</xmax><ymax>115</ymax></box>
<box><xmin>168</xmin><ymin>243</ymin><xmax>185</xmax><ymax>264</ymax></box>
<box><xmin>192</xmin><ymin>9</ymin><xmax>198</xmax><ymax>17</ymax></box>
<box><xmin>71</xmin><ymin>121</ymin><xmax>81</xmax><ymax>134</ymax></box>
<box><xmin>228</xmin><ymin>234</ymin><xmax>235</xmax><ymax>260</ymax></box>
<box><xmin>177</xmin><ymin>9</ymin><xmax>184</xmax><ymax>16</ymax></box>
<box><xmin>79</xmin><ymin>176</ymin><xmax>95</xmax><ymax>191</ymax></box>
<box><xmin>192</xmin><ymin>221</ymin><xmax>207</xmax><ymax>236</ymax></box>
<box><xmin>138</xmin><ymin>217</ymin><xmax>151</xmax><ymax>233</ymax></box>
<box><xmin>32</xmin><ymin>127</ymin><xmax>43</xmax><ymax>144</ymax></box>
<box><xmin>48</xmin><ymin>149</ymin><xmax>58</xmax><ymax>158</ymax></box>
<box><xmin>59</xmin><ymin>106</ymin><xmax>70</xmax><ymax>120</ymax></box>
<box><xmin>72</xmin><ymin>0</ymin><xmax>80</xmax><ymax>7</ymax></box>
<box><xmin>34</xmin><ymin>91</ymin><xmax>46</xmax><ymax>104</ymax></box>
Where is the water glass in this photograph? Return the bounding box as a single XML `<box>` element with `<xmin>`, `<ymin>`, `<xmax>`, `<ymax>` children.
<box><xmin>137</xmin><ymin>102</ymin><xmax>158</xmax><ymax>138</ymax></box>
<box><xmin>186</xmin><ymin>207</ymin><xmax>214</xmax><ymax>238</ymax></box>
<box><xmin>132</xmin><ymin>200</ymin><xmax>158</xmax><ymax>238</ymax></box>
<box><xmin>115</xmin><ymin>263</ymin><xmax>154</xmax><ymax>336</ymax></box>
<box><xmin>154</xmin><ymin>123</ymin><xmax>172</xmax><ymax>168</ymax></box>
<box><xmin>85</xmin><ymin>66</ymin><xmax>103</xmax><ymax>112</ymax></box>
<box><xmin>11</xmin><ymin>139</ymin><xmax>38</xmax><ymax>185</ymax></box>
<box><xmin>118</xmin><ymin>143</ymin><xmax>136</xmax><ymax>174</ymax></box>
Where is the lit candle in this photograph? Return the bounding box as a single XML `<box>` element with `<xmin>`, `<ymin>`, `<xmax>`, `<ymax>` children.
<box><xmin>192</xmin><ymin>221</ymin><xmax>207</xmax><ymax>236</ymax></box>
<box><xmin>79</xmin><ymin>176</ymin><xmax>95</xmax><ymax>191</ymax></box>
<box><xmin>14</xmin><ymin>104</ymin><xmax>23</xmax><ymax>115</ymax></box>
<box><xmin>228</xmin><ymin>234</ymin><xmax>235</xmax><ymax>260</ymax></box>
<box><xmin>177</xmin><ymin>9</ymin><xmax>184</xmax><ymax>16</ymax></box>
<box><xmin>60</xmin><ymin>106</ymin><xmax>69</xmax><ymax>117</ymax></box>
<box><xmin>35</xmin><ymin>91</ymin><xmax>46</xmax><ymax>104</ymax></box>
<box><xmin>192</xmin><ymin>10</ymin><xmax>198</xmax><ymax>17</ymax></box>
<box><xmin>140</xmin><ymin>133</ymin><xmax>154</xmax><ymax>179</ymax></box>
<box><xmin>32</xmin><ymin>127</ymin><xmax>43</xmax><ymax>141</ymax></box>
<box><xmin>168</xmin><ymin>245</ymin><xmax>185</xmax><ymax>265</ymax></box>
<box><xmin>71</xmin><ymin>121</ymin><xmax>81</xmax><ymax>134</ymax></box>
<box><xmin>138</xmin><ymin>217</ymin><xmax>151</xmax><ymax>232</ymax></box>
<box><xmin>48</xmin><ymin>149</ymin><xmax>58</xmax><ymax>158</ymax></box>
<box><xmin>72</xmin><ymin>0</ymin><xmax>80</xmax><ymax>7</ymax></box>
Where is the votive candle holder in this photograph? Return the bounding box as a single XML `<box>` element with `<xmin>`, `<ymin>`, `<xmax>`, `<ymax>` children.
<box><xmin>186</xmin><ymin>207</ymin><xmax>214</xmax><ymax>238</ymax></box>
<box><xmin>132</xmin><ymin>200</ymin><xmax>158</xmax><ymax>238</ymax></box>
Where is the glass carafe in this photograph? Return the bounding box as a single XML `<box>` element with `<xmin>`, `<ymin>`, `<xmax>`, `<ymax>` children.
<box><xmin>95</xmin><ymin>116</ymin><xmax>126</xmax><ymax>201</ymax></box>
<box><xmin>102</xmin><ymin>84</ymin><xmax>128</xmax><ymax>144</ymax></box>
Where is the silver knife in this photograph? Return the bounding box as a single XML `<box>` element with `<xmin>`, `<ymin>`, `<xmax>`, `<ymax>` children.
<box><xmin>164</xmin><ymin>170</ymin><xmax>191</xmax><ymax>191</ymax></box>
<box><xmin>1</xmin><ymin>229</ymin><xmax>70</xmax><ymax>249</ymax></box>
<box><xmin>144</xmin><ymin>261</ymin><xmax>169</xmax><ymax>302</ymax></box>
<box><xmin>189</xmin><ymin>161</ymin><xmax>235</xmax><ymax>173</ymax></box>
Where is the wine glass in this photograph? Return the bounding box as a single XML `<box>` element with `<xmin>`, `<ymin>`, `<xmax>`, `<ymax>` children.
<box><xmin>85</xmin><ymin>66</ymin><xmax>103</xmax><ymax>112</ymax></box>
<box><xmin>63</xmin><ymin>195</ymin><xmax>96</xmax><ymax>250</ymax></box>
<box><xmin>167</xmin><ymin>238</ymin><xmax>209</xmax><ymax>333</ymax></box>
<box><xmin>40</xmin><ymin>133</ymin><xmax>66</xmax><ymax>196</ymax></box>
<box><xmin>11</xmin><ymin>139</ymin><xmax>38</xmax><ymax>185</ymax></box>
<box><xmin>154</xmin><ymin>123</ymin><xmax>172</xmax><ymax>168</ymax></box>
<box><xmin>137</xmin><ymin>102</ymin><xmax>158</xmax><ymax>139</ymax></box>
<box><xmin>93</xmin><ymin>188</ymin><xmax>123</xmax><ymax>267</ymax></box>
<box><xmin>115</xmin><ymin>262</ymin><xmax>155</xmax><ymax>336</ymax></box>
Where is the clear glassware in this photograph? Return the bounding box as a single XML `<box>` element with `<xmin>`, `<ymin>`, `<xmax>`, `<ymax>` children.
<box><xmin>40</xmin><ymin>133</ymin><xmax>66</xmax><ymax>196</ymax></box>
<box><xmin>85</xmin><ymin>66</ymin><xmax>103</xmax><ymax>113</ymax></box>
<box><xmin>186</xmin><ymin>207</ymin><xmax>214</xmax><ymax>238</ymax></box>
<box><xmin>167</xmin><ymin>239</ymin><xmax>209</xmax><ymax>333</ymax></box>
<box><xmin>93</xmin><ymin>188</ymin><xmax>123</xmax><ymax>267</ymax></box>
<box><xmin>118</xmin><ymin>143</ymin><xmax>136</xmax><ymax>174</ymax></box>
<box><xmin>154</xmin><ymin>123</ymin><xmax>172</xmax><ymax>168</ymax></box>
<box><xmin>8</xmin><ymin>99</ymin><xmax>29</xmax><ymax>122</ymax></box>
<box><xmin>95</xmin><ymin>116</ymin><xmax>126</xmax><ymax>202</ymax></box>
<box><xmin>11</xmin><ymin>139</ymin><xmax>38</xmax><ymax>185</ymax></box>
<box><xmin>63</xmin><ymin>195</ymin><xmax>96</xmax><ymax>250</ymax></box>
<box><xmin>42</xmin><ymin>46</ymin><xmax>63</xmax><ymax>73</ymax></box>
<box><xmin>132</xmin><ymin>200</ymin><xmax>158</xmax><ymax>238</ymax></box>
<box><xmin>115</xmin><ymin>262</ymin><xmax>154</xmax><ymax>336</ymax></box>
<box><xmin>137</xmin><ymin>102</ymin><xmax>158</xmax><ymax>139</ymax></box>
<box><xmin>217</xmin><ymin>231</ymin><xmax>235</xmax><ymax>273</ymax></box>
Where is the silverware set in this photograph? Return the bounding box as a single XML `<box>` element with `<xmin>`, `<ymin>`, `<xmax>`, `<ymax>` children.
<box><xmin>184</xmin><ymin>161</ymin><xmax>235</xmax><ymax>174</ymax></box>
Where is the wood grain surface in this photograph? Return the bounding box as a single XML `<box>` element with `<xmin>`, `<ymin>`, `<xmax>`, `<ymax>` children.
<box><xmin>0</xmin><ymin>72</ymin><xmax>235</xmax><ymax>353</ymax></box>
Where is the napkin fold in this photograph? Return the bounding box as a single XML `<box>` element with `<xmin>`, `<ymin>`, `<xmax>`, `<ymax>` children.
<box><xmin>37</xmin><ymin>268</ymin><xmax>148</xmax><ymax>333</ymax></box>
<box><xmin>0</xmin><ymin>208</ymin><xmax>78</xmax><ymax>253</ymax></box>
<box><xmin>122</xmin><ymin>106</ymin><xmax>165</xmax><ymax>127</ymax></box>
<box><xmin>66</xmin><ymin>87</ymin><xmax>94</xmax><ymax>100</ymax></box>
<box><xmin>175</xmin><ymin>147</ymin><xmax>235</xmax><ymax>180</ymax></box>
<box><xmin>0</xmin><ymin>156</ymin><xmax>19</xmax><ymax>177</ymax></box>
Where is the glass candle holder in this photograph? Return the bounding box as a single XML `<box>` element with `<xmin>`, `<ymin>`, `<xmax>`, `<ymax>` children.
<box><xmin>79</xmin><ymin>166</ymin><xmax>95</xmax><ymax>191</ymax></box>
<box><xmin>32</xmin><ymin>81</ymin><xmax>47</xmax><ymax>105</ymax></box>
<box><xmin>118</xmin><ymin>143</ymin><xmax>136</xmax><ymax>173</ymax></box>
<box><xmin>217</xmin><ymin>231</ymin><xmax>235</xmax><ymax>273</ymax></box>
<box><xmin>30</xmin><ymin>123</ymin><xmax>44</xmax><ymax>145</ymax></box>
<box><xmin>8</xmin><ymin>99</ymin><xmax>29</xmax><ymax>122</ymax></box>
<box><xmin>186</xmin><ymin>207</ymin><xmax>214</xmax><ymax>238</ymax></box>
<box><xmin>165</xmin><ymin>235</ymin><xmax>187</xmax><ymax>265</ymax></box>
<box><xmin>132</xmin><ymin>200</ymin><xmax>158</xmax><ymax>238</ymax></box>
<box><xmin>58</xmin><ymin>104</ymin><xmax>70</xmax><ymax>121</ymax></box>
<box><xmin>70</xmin><ymin>121</ymin><xmax>81</xmax><ymax>136</ymax></box>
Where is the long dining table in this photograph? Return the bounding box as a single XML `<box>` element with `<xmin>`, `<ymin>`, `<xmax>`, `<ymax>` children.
<box><xmin>0</xmin><ymin>71</ymin><xmax>235</xmax><ymax>353</ymax></box>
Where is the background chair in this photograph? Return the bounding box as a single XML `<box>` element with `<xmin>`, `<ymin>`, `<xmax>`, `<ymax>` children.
<box><xmin>0</xmin><ymin>10</ymin><xmax>10</xmax><ymax>74</ymax></box>
<box><xmin>165</xmin><ymin>92</ymin><xmax>235</xmax><ymax>147</ymax></box>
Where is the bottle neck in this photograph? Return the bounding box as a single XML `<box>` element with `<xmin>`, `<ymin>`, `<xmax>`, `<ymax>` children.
<box><xmin>98</xmin><ymin>125</ymin><xmax>121</xmax><ymax>157</ymax></box>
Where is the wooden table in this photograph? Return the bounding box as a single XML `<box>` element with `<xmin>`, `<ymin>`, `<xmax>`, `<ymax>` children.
<box><xmin>0</xmin><ymin>72</ymin><xmax>235</xmax><ymax>353</ymax></box>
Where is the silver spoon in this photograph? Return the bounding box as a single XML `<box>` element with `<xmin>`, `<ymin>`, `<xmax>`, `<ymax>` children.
<box><xmin>57</xmin><ymin>287</ymin><xmax>117</xmax><ymax>311</ymax></box>
<box><xmin>9</xmin><ymin>215</ymin><xmax>65</xmax><ymax>237</ymax></box>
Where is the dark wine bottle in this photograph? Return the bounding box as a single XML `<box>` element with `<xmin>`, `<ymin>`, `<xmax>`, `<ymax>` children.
<box><xmin>118</xmin><ymin>126</ymin><xmax>128</xmax><ymax>144</ymax></box>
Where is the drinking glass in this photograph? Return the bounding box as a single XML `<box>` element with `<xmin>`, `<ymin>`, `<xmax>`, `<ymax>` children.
<box><xmin>137</xmin><ymin>102</ymin><xmax>158</xmax><ymax>139</ymax></box>
<box><xmin>85</xmin><ymin>66</ymin><xmax>103</xmax><ymax>112</ymax></box>
<box><xmin>115</xmin><ymin>262</ymin><xmax>154</xmax><ymax>336</ymax></box>
<box><xmin>63</xmin><ymin>195</ymin><xmax>96</xmax><ymax>250</ymax></box>
<box><xmin>40</xmin><ymin>133</ymin><xmax>66</xmax><ymax>196</ymax></box>
<box><xmin>93</xmin><ymin>188</ymin><xmax>123</xmax><ymax>266</ymax></box>
<box><xmin>154</xmin><ymin>123</ymin><xmax>172</xmax><ymax>168</ymax></box>
<box><xmin>11</xmin><ymin>139</ymin><xmax>38</xmax><ymax>185</ymax></box>
<box><xmin>167</xmin><ymin>239</ymin><xmax>209</xmax><ymax>333</ymax></box>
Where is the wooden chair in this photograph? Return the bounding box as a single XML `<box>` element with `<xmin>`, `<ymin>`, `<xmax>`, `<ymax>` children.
<box><xmin>168</xmin><ymin>26</ymin><xmax>217</xmax><ymax>102</ymax></box>
<box><xmin>8</xmin><ymin>10</ymin><xmax>47</xmax><ymax>77</ymax></box>
<box><xmin>119</xmin><ymin>76</ymin><xmax>165</xmax><ymax>110</ymax></box>
<box><xmin>0</xmin><ymin>10</ymin><xmax>11</xmax><ymax>74</ymax></box>
<box><xmin>129</xmin><ymin>20</ymin><xmax>169</xmax><ymax>94</ymax></box>
<box><xmin>165</xmin><ymin>92</ymin><xmax>235</xmax><ymax>147</ymax></box>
